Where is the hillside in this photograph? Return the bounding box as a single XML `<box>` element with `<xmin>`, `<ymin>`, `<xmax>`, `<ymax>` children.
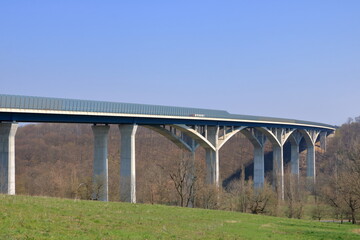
<box><xmin>14</xmin><ymin>123</ymin><xmax>259</xmax><ymax>203</ymax></box>
<box><xmin>14</xmin><ymin>123</ymin><xmax>308</xmax><ymax>205</ymax></box>
<box><xmin>0</xmin><ymin>194</ymin><xmax>358</xmax><ymax>240</ymax></box>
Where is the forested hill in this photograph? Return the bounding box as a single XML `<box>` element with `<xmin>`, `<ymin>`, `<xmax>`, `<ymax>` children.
<box><xmin>15</xmin><ymin>123</ymin><xmax>309</xmax><ymax>205</ymax></box>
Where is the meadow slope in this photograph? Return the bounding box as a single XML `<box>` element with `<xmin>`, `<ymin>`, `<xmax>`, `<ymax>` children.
<box><xmin>0</xmin><ymin>195</ymin><xmax>359</xmax><ymax>240</ymax></box>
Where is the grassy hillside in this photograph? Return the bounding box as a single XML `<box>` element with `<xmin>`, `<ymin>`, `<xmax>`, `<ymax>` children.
<box><xmin>0</xmin><ymin>195</ymin><xmax>358</xmax><ymax>240</ymax></box>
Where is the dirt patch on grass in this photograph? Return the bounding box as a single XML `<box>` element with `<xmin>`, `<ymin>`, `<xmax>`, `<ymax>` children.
<box><xmin>352</xmin><ymin>229</ymin><xmax>360</xmax><ymax>234</ymax></box>
<box><xmin>260</xmin><ymin>223</ymin><xmax>273</xmax><ymax>228</ymax></box>
<box><xmin>224</xmin><ymin>220</ymin><xmax>241</xmax><ymax>223</ymax></box>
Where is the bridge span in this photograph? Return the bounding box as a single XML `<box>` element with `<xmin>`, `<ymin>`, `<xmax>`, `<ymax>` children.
<box><xmin>0</xmin><ymin>94</ymin><xmax>335</xmax><ymax>201</ymax></box>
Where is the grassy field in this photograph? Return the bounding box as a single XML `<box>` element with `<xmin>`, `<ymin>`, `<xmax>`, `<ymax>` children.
<box><xmin>0</xmin><ymin>195</ymin><xmax>359</xmax><ymax>240</ymax></box>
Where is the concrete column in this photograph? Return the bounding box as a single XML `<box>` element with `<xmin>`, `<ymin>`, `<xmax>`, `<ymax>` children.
<box><xmin>0</xmin><ymin>122</ymin><xmax>18</xmax><ymax>195</ymax></box>
<box><xmin>320</xmin><ymin>132</ymin><xmax>327</xmax><ymax>151</ymax></box>
<box><xmin>92</xmin><ymin>125</ymin><xmax>110</xmax><ymax>201</ymax></box>
<box><xmin>253</xmin><ymin>145</ymin><xmax>265</xmax><ymax>188</ymax></box>
<box><xmin>306</xmin><ymin>144</ymin><xmax>316</xmax><ymax>183</ymax></box>
<box><xmin>290</xmin><ymin>142</ymin><xmax>300</xmax><ymax>175</ymax></box>
<box><xmin>205</xmin><ymin>126</ymin><xmax>219</xmax><ymax>186</ymax></box>
<box><xmin>189</xmin><ymin>139</ymin><xmax>197</xmax><ymax>207</ymax></box>
<box><xmin>273</xmin><ymin>145</ymin><xmax>284</xmax><ymax>200</ymax></box>
<box><xmin>119</xmin><ymin>124</ymin><xmax>138</xmax><ymax>203</ymax></box>
<box><xmin>205</xmin><ymin>149</ymin><xmax>218</xmax><ymax>185</ymax></box>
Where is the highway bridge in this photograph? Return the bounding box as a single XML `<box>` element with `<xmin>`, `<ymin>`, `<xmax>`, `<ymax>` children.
<box><xmin>0</xmin><ymin>94</ymin><xmax>335</xmax><ymax>202</ymax></box>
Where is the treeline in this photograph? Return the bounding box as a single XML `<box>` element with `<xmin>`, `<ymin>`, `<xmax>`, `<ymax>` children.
<box><xmin>13</xmin><ymin>120</ymin><xmax>360</xmax><ymax>223</ymax></box>
<box><xmin>15</xmin><ymin>123</ymin><xmax>259</xmax><ymax>202</ymax></box>
<box><xmin>317</xmin><ymin>118</ymin><xmax>360</xmax><ymax>224</ymax></box>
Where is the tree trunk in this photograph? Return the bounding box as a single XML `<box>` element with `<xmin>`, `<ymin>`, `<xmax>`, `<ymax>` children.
<box><xmin>351</xmin><ymin>209</ymin><xmax>356</xmax><ymax>224</ymax></box>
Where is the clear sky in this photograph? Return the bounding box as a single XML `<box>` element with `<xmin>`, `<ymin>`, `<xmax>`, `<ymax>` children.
<box><xmin>1</xmin><ymin>1</ymin><xmax>359</xmax><ymax>125</ymax></box>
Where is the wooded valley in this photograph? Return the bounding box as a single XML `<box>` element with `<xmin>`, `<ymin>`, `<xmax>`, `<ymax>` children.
<box><xmin>13</xmin><ymin>119</ymin><xmax>360</xmax><ymax>223</ymax></box>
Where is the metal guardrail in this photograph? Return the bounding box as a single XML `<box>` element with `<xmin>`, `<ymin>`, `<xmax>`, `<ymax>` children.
<box><xmin>0</xmin><ymin>94</ymin><xmax>229</xmax><ymax>117</ymax></box>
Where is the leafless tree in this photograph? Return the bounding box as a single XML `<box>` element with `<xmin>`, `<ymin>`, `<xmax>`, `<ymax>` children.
<box><xmin>284</xmin><ymin>168</ymin><xmax>306</xmax><ymax>219</ymax></box>
<box><xmin>247</xmin><ymin>180</ymin><xmax>276</xmax><ymax>214</ymax></box>
<box><xmin>159</xmin><ymin>152</ymin><xmax>196</xmax><ymax>207</ymax></box>
<box><xmin>321</xmin><ymin>120</ymin><xmax>360</xmax><ymax>224</ymax></box>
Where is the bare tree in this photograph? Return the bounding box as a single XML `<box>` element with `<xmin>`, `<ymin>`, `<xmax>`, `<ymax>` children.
<box><xmin>247</xmin><ymin>180</ymin><xmax>276</xmax><ymax>214</ymax></box>
<box><xmin>222</xmin><ymin>178</ymin><xmax>276</xmax><ymax>214</ymax></box>
<box><xmin>321</xmin><ymin>120</ymin><xmax>360</xmax><ymax>224</ymax></box>
<box><xmin>284</xmin><ymin>169</ymin><xmax>306</xmax><ymax>219</ymax></box>
<box><xmin>160</xmin><ymin>152</ymin><xmax>196</xmax><ymax>207</ymax></box>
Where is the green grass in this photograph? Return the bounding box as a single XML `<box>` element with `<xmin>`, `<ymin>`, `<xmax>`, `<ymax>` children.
<box><xmin>0</xmin><ymin>195</ymin><xmax>359</xmax><ymax>240</ymax></box>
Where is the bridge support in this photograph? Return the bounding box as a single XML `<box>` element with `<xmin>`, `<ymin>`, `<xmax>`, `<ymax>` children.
<box><xmin>92</xmin><ymin>125</ymin><xmax>110</xmax><ymax>201</ymax></box>
<box><xmin>300</xmin><ymin>129</ymin><xmax>321</xmax><ymax>186</ymax></box>
<box><xmin>262</xmin><ymin>127</ymin><xmax>294</xmax><ymax>200</ymax></box>
<box><xmin>254</xmin><ymin>145</ymin><xmax>265</xmax><ymax>188</ymax></box>
<box><xmin>205</xmin><ymin>149</ymin><xmax>218</xmax><ymax>185</ymax></box>
<box><xmin>0</xmin><ymin>122</ymin><xmax>18</xmax><ymax>195</ymax></box>
<box><xmin>320</xmin><ymin>132</ymin><xmax>327</xmax><ymax>151</ymax></box>
<box><xmin>273</xmin><ymin>145</ymin><xmax>284</xmax><ymax>200</ymax></box>
<box><xmin>119</xmin><ymin>124</ymin><xmax>138</xmax><ymax>203</ymax></box>
<box><xmin>183</xmin><ymin>137</ymin><xmax>198</xmax><ymax>208</ymax></box>
<box><xmin>290</xmin><ymin>132</ymin><xmax>302</xmax><ymax>176</ymax></box>
<box><xmin>306</xmin><ymin>145</ymin><xmax>315</xmax><ymax>181</ymax></box>
<box><xmin>253</xmin><ymin>131</ymin><xmax>266</xmax><ymax>189</ymax></box>
<box><xmin>290</xmin><ymin>143</ymin><xmax>300</xmax><ymax>175</ymax></box>
<box><xmin>290</xmin><ymin>143</ymin><xmax>300</xmax><ymax>177</ymax></box>
<box><xmin>205</xmin><ymin>126</ymin><xmax>219</xmax><ymax>186</ymax></box>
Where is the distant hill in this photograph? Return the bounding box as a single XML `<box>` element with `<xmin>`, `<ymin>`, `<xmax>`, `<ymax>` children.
<box><xmin>15</xmin><ymin>123</ymin><xmax>312</xmax><ymax>204</ymax></box>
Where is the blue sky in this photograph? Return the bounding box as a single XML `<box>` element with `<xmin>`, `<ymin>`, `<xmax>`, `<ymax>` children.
<box><xmin>1</xmin><ymin>1</ymin><xmax>359</xmax><ymax>125</ymax></box>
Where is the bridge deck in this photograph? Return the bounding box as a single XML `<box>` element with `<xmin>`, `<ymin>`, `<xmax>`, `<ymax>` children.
<box><xmin>0</xmin><ymin>94</ymin><xmax>335</xmax><ymax>131</ymax></box>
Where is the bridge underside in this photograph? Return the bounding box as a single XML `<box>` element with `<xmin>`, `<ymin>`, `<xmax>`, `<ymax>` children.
<box><xmin>0</xmin><ymin>112</ymin><xmax>334</xmax><ymax>132</ymax></box>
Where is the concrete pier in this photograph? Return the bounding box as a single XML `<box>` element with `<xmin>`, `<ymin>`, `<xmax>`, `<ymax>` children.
<box><xmin>320</xmin><ymin>132</ymin><xmax>327</xmax><ymax>151</ymax></box>
<box><xmin>253</xmin><ymin>145</ymin><xmax>265</xmax><ymax>188</ymax></box>
<box><xmin>273</xmin><ymin>145</ymin><xmax>284</xmax><ymax>200</ymax></box>
<box><xmin>0</xmin><ymin>122</ymin><xmax>18</xmax><ymax>195</ymax></box>
<box><xmin>205</xmin><ymin>126</ymin><xmax>219</xmax><ymax>186</ymax></box>
<box><xmin>252</xmin><ymin>130</ymin><xmax>266</xmax><ymax>189</ymax></box>
<box><xmin>92</xmin><ymin>125</ymin><xmax>110</xmax><ymax>201</ymax></box>
<box><xmin>290</xmin><ymin>142</ymin><xmax>300</xmax><ymax>175</ymax></box>
<box><xmin>186</xmin><ymin>138</ymin><xmax>197</xmax><ymax>207</ymax></box>
<box><xmin>205</xmin><ymin>149</ymin><xmax>218</xmax><ymax>185</ymax></box>
<box><xmin>119</xmin><ymin>124</ymin><xmax>138</xmax><ymax>203</ymax></box>
<box><xmin>289</xmin><ymin>132</ymin><xmax>302</xmax><ymax>177</ymax></box>
<box><xmin>306</xmin><ymin>144</ymin><xmax>316</xmax><ymax>182</ymax></box>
